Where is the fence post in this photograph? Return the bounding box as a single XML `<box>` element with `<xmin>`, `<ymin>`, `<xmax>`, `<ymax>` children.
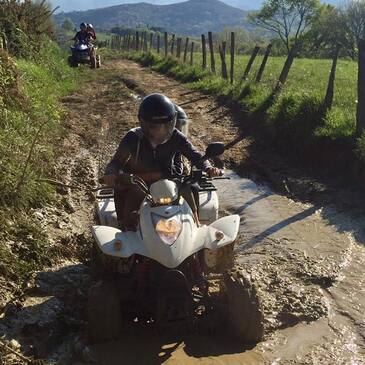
<box><xmin>183</xmin><ymin>37</ymin><xmax>189</xmax><ymax>63</ymax></box>
<box><xmin>356</xmin><ymin>39</ymin><xmax>365</xmax><ymax>135</ymax></box>
<box><xmin>170</xmin><ymin>34</ymin><xmax>175</xmax><ymax>55</ymax></box>
<box><xmin>157</xmin><ymin>34</ymin><xmax>160</xmax><ymax>54</ymax></box>
<box><xmin>276</xmin><ymin>45</ymin><xmax>298</xmax><ymax>91</ymax></box>
<box><xmin>149</xmin><ymin>33</ymin><xmax>153</xmax><ymax>51</ymax></box>
<box><xmin>127</xmin><ymin>34</ymin><xmax>131</xmax><ymax>52</ymax></box>
<box><xmin>176</xmin><ymin>38</ymin><xmax>182</xmax><ymax>59</ymax></box>
<box><xmin>136</xmin><ymin>31</ymin><xmax>139</xmax><ymax>51</ymax></box>
<box><xmin>201</xmin><ymin>34</ymin><xmax>207</xmax><ymax>69</ymax></box>
<box><xmin>144</xmin><ymin>32</ymin><xmax>148</xmax><ymax>52</ymax></box>
<box><xmin>256</xmin><ymin>44</ymin><xmax>272</xmax><ymax>82</ymax></box>
<box><xmin>242</xmin><ymin>46</ymin><xmax>260</xmax><ymax>81</ymax></box>
<box><xmin>219</xmin><ymin>42</ymin><xmax>228</xmax><ymax>79</ymax></box>
<box><xmin>164</xmin><ymin>32</ymin><xmax>168</xmax><ymax>58</ymax></box>
<box><xmin>323</xmin><ymin>44</ymin><xmax>340</xmax><ymax>111</ymax></box>
<box><xmin>190</xmin><ymin>41</ymin><xmax>194</xmax><ymax>66</ymax></box>
<box><xmin>230</xmin><ymin>32</ymin><xmax>235</xmax><ymax>83</ymax></box>
<box><xmin>208</xmin><ymin>31</ymin><xmax>216</xmax><ymax>73</ymax></box>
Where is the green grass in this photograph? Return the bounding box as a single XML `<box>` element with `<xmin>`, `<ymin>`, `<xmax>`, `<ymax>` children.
<box><xmin>0</xmin><ymin>40</ymin><xmax>81</xmax><ymax>285</ymax></box>
<box><xmin>124</xmin><ymin>50</ymin><xmax>360</xmax><ymax>159</ymax></box>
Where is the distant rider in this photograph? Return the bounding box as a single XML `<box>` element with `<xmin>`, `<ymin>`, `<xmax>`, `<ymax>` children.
<box><xmin>103</xmin><ymin>93</ymin><xmax>221</xmax><ymax>231</ymax></box>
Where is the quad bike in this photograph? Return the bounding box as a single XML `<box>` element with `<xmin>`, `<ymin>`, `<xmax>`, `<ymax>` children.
<box><xmin>88</xmin><ymin>143</ymin><xmax>264</xmax><ymax>344</ymax></box>
<box><xmin>68</xmin><ymin>40</ymin><xmax>101</xmax><ymax>69</ymax></box>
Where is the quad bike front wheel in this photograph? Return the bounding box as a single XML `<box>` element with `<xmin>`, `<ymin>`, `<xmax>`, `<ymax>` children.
<box><xmin>223</xmin><ymin>267</ymin><xmax>264</xmax><ymax>343</ymax></box>
<box><xmin>87</xmin><ymin>280</ymin><xmax>122</xmax><ymax>344</ymax></box>
<box><xmin>68</xmin><ymin>55</ymin><xmax>78</xmax><ymax>68</ymax></box>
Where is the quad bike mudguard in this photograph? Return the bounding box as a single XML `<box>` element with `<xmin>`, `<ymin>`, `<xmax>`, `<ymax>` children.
<box><xmin>91</xmin><ymin>213</ymin><xmax>240</xmax><ymax>269</ymax></box>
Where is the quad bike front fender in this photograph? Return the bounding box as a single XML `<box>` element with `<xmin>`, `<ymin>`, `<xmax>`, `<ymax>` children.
<box><xmin>91</xmin><ymin>214</ymin><xmax>240</xmax><ymax>268</ymax></box>
<box><xmin>202</xmin><ymin>215</ymin><xmax>240</xmax><ymax>250</ymax></box>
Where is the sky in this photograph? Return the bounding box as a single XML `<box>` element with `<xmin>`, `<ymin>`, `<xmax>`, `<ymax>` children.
<box><xmin>51</xmin><ymin>0</ymin><xmax>340</xmax><ymax>13</ymax></box>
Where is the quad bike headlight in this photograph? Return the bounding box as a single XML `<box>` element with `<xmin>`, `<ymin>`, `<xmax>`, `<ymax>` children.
<box><xmin>151</xmin><ymin>213</ymin><xmax>182</xmax><ymax>246</ymax></box>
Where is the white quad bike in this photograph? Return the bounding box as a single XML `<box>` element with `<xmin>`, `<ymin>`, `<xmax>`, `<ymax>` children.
<box><xmin>88</xmin><ymin>143</ymin><xmax>264</xmax><ymax>344</ymax></box>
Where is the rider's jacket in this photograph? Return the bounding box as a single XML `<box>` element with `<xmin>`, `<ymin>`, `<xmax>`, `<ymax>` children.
<box><xmin>105</xmin><ymin>128</ymin><xmax>209</xmax><ymax>177</ymax></box>
<box><xmin>73</xmin><ymin>31</ymin><xmax>91</xmax><ymax>43</ymax></box>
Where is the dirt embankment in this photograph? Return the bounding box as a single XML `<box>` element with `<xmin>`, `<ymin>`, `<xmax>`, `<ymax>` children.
<box><xmin>1</xmin><ymin>59</ymin><xmax>365</xmax><ymax>365</ymax></box>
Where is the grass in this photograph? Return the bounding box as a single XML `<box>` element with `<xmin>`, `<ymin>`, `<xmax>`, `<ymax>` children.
<box><xmin>0</xmin><ymin>40</ymin><xmax>81</xmax><ymax>285</ymax></box>
<box><xmin>123</xmin><ymin>50</ymin><xmax>362</xmax><ymax>165</ymax></box>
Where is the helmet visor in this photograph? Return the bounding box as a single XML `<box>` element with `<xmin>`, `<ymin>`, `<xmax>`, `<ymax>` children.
<box><xmin>143</xmin><ymin>120</ymin><xmax>175</xmax><ymax>145</ymax></box>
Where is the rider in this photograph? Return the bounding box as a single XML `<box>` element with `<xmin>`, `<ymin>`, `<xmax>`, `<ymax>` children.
<box><xmin>73</xmin><ymin>22</ymin><xmax>91</xmax><ymax>44</ymax></box>
<box><xmin>103</xmin><ymin>93</ymin><xmax>221</xmax><ymax>231</ymax></box>
<box><xmin>86</xmin><ymin>23</ymin><xmax>96</xmax><ymax>40</ymax></box>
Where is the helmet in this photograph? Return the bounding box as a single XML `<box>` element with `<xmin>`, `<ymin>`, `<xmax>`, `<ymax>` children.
<box><xmin>138</xmin><ymin>94</ymin><xmax>177</xmax><ymax>145</ymax></box>
<box><xmin>80</xmin><ymin>22</ymin><xmax>87</xmax><ymax>30</ymax></box>
<box><xmin>87</xmin><ymin>23</ymin><xmax>94</xmax><ymax>30</ymax></box>
<box><xmin>175</xmin><ymin>104</ymin><xmax>189</xmax><ymax>136</ymax></box>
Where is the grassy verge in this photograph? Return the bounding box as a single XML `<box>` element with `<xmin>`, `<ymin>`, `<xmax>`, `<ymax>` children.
<box><xmin>121</xmin><ymin>50</ymin><xmax>364</xmax><ymax>184</ymax></box>
<box><xmin>0</xmin><ymin>40</ymin><xmax>81</xmax><ymax>286</ymax></box>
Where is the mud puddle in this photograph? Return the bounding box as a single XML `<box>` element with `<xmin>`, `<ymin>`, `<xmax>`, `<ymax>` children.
<box><xmin>1</xmin><ymin>59</ymin><xmax>365</xmax><ymax>365</ymax></box>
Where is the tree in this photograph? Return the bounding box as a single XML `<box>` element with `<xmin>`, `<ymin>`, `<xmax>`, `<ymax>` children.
<box><xmin>61</xmin><ymin>18</ymin><xmax>75</xmax><ymax>32</ymax></box>
<box><xmin>303</xmin><ymin>5</ymin><xmax>353</xmax><ymax>58</ymax></box>
<box><xmin>344</xmin><ymin>0</ymin><xmax>365</xmax><ymax>136</ymax></box>
<box><xmin>249</xmin><ymin>0</ymin><xmax>321</xmax><ymax>54</ymax></box>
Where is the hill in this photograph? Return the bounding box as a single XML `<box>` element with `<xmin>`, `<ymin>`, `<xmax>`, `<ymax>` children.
<box><xmin>54</xmin><ymin>0</ymin><xmax>250</xmax><ymax>36</ymax></box>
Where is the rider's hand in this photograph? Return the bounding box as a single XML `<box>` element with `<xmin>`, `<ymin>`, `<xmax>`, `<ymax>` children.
<box><xmin>205</xmin><ymin>167</ymin><xmax>222</xmax><ymax>177</ymax></box>
<box><xmin>102</xmin><ymin>174</ymin><xmax>116</xmax><ymax>187</ymax></box>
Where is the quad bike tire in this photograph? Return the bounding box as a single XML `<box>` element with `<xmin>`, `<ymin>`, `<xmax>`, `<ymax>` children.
<box><xmin>90</xmin><ymin>56</ymin><xmax>97</xmax><ymax>69</ymax></box>
<box><xmin>68</xmin><ymin>55</ymin><xmax>78</xmax><ymax>68</ymax></box>
<box><xmin>224</xmin><ymin>266</ymin><xmax>264</xmax><ymax>343</ymax></box>
<box><xmin>87</xmin><ymin>280</ymin><xmax>122</xmax><ymax>344</ymax></box>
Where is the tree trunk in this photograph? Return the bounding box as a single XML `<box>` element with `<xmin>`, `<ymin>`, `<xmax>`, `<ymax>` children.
<box><xmin>256</xmin><ymin>44</ymin><xmax>272</xmax><ymax>82</ymax></box>
<box><xmin>323</xmin><ymin>45</ymin><xmax>340</xmax><ymax>111</ymax></box>
<box><xmin>356</xmin><ymin>39</ymin><xmax>365</xmax><ymax>136</ymax></box>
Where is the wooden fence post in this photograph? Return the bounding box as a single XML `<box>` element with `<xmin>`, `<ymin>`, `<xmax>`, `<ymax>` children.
<box><xmin>149</xmin><ymin>33</ymin><xmax>153</xmax><ymax>51</ymax></box>
<box><xmin>170</xmin><ymin>34</ymin><xmax>175</xmax><ymax>55</ymax></box>
<box><xmin>157</xmin><ymin>34</ymin><xmax>160</xmax><ymax>54</ymax></box>
<box><xmin>230</xmin><ymin>32</ymin><xmax>235</xmax><ymax>83</ymax></box>
<box><xmin>190</xmin><ymin>41</ymin><xmax>194</xmax><ymax>66</ymax></box>
<box><xmin>136</xmin><ymin>32</ymin><xmax>139</xmax><ymax>51</ymax></box>
<box><xmin>164</xmin><ymin>32</ymin><xmax>168</xmax><ymax>58</ymax></box>
<box><xmin>276</xmin><ymin>45</ymin><xmax>298</xmax><ymax>90</ymax></box>
<box><xmin>201</xmin><ymin>34</ymin><xmax>207</xmax><ymax>69</ymax></box>
<box><xmin>183</xmin><ymin>37</ymin><xmax>189</xmax><ymax>63</ymax></box>
<box><xmin>219</xmin><ymin>42</ymin><xmax>228</xmax><ymax>79</ymax></box>
<box><xmin>177</xmin><ymin>37</ymin><xmax>182</xmax><ymax>59</ymax></box>
<box><xmin>127</xmin><ymin>34</ymin><xmax>131</xmax><ymax>52</ymax></box>
<box><xmin>208</xmin><ymin>31</ymin><xmax>216</xmax><ymax>73</ymax></box>
<box><xmin>144</xmin><ymin>32</ymin><xmax>148</xmax><ymax>52</ymax></box>
<box><xmin>323</xmin><ymin>45</ymin><xmax>340</xmax><ymax>111</ymax></box>
<box><xmin>357</xmin><ymin>39</ymin><xmax>365</xmax><ymax>135</ymax></box>
<box><xmin>242</xmin><ymin>46</ymin><xmax>260</xmax><ymax>81</ymax></box>
<box><xmin>256</xmin><ymin>44</ymin><xmax>272</xmax><ymax>82</ymax></box>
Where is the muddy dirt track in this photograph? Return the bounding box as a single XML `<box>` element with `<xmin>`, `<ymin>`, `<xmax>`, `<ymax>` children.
<box><xmin>1</xmin><ymin>59</ymin><xmax>365</xmax><ymax>365</ymax></box>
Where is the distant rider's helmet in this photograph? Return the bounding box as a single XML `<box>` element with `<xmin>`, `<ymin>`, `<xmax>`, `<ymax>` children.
<box><xmin>80</xmin><ymin>22</ymin><xmax>87</xmax><ymax>31</ymax></box>
<box><xmin>175</xmin><ymin>104</ymin><xmax>189</xmax><ymax>136</ymax></box>
<box><xmin>87</xmin><ymin>23</ymin><xmax>94</xmax><ymax>30</ymax></box>
<box><xmin>138</xmin><ymin>93</ymin><xmax>177</xmax><ymax>146</ymax></box>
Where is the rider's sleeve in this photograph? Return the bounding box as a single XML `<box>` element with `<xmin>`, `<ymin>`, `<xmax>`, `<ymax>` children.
<box><xmin>104</xmin><ymin>131</ymin><xmax>138</xmax><ymax>175</ymax></box>
<box><xmin>178</xmin><ymin>132</ymin><xmax>210</xmax><ymax>170</ymax></box>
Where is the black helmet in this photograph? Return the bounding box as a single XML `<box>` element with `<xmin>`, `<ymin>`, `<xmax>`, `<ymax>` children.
<box><xmin>138</xmin><ymin>94</ymin><xmax>177</xmax><ymax>145</ymax></box>
<box><xmin>80</xmin><ymin>22</ymin><xmax>87</xmax><ymax>30</ymax></box>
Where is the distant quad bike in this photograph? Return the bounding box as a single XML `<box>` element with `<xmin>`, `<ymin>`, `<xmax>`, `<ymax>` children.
<box><xmin>88</xmin><ymin>143</ymin><xmax>264</xmax><ymax>344</ymax></box>
<box><xmin>68</xmin><ymin>41</ymin><xmax>101</xmax><ymax>69</ymax></box>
